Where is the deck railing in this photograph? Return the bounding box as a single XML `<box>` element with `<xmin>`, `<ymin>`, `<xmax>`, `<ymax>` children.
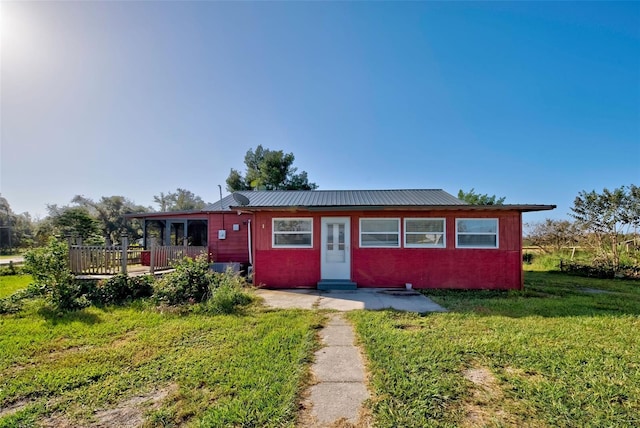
<box><xmin>69</xmin><ymin>245</ymin><xmax>125</xmax><ymax>275</ymax></box>
<box><xmin>148</xmin><ymin>246</ymin><xmax>207</xmax><ymax>272</ymax></box>
<box><xmin>69</xmin><ymin>239</ymin><xmax>206</xmax><ymax>276</ymax></box>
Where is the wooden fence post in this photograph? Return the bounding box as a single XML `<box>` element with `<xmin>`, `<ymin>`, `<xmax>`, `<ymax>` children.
<box><xmin>150</xmin><ymin>244</ymin><xmax>155</xmax><ymax>275</ymax></box>
<box><xmin>65</xmin><ymin>234</ymin><xmax>74</xmax><ymax>272</ymax></box>
<box><xmin>121</xmin><ymin>233</ymin><xmax>128</xmax><ymax>275</ymax></box>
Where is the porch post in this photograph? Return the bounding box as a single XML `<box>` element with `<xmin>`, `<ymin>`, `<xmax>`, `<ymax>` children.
<box><xmin>150</xmin><ymin>243</ymin><xmax>155</xmax><ymax>275</ymax></box>
<box><xmin>121</xmin><ymin>233</ymin><xmax>128</xmax><ymax>275</ymax></box>
<box><xmin>142</xmin><ymin>219</ymin><xmax>147</xmax><ymax>249</ymax></box>
<box><xmin>165</xmin><ymin>221</ymin><xmax>171</xmax><ymax>246</ymax></box>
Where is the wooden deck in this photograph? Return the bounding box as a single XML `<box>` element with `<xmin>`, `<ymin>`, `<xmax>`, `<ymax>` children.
<box><xmin>74</xmin><ymin>265</ymin><xmax>176</xmax><ymax>280</ymax></box>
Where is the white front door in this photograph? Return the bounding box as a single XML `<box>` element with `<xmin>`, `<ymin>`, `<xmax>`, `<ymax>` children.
<box><xmin>321</xmin><ymin>217</ymin><xmax>351</xmax><ymax>279</ymax></box>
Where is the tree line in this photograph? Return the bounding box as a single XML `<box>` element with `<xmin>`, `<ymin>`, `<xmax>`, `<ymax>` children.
<box><xmin>0</xmin><ymin>189</ymin><xmax>209</xmax><ymax>250</ymax></box>
<box><xmin>1</xmin><ymin>144</ymin><xmax>637</xmax><ymax>273</ymax></box>
<box><xmin>526</xmin><ymin>184</ymin><xmax>639</xmax><ymax>272</ymax></box>
<box><xmin>0</xmin><ymin>145</ymin><xmax>315</xmax><ymax>250</ymax></box>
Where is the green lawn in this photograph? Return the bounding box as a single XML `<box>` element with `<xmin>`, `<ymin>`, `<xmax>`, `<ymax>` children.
<box><xmin>0</xmin><ymin>300</ymin><xmax>322</xmax><ymax>427</ymax></box>
<box><xmin>0</xmin><ymin>274</ymin><xmax>31</xmax><ymax>299</ymax></box>
<box><xmin>2</xmin><ymin>271</ymin><xmax>639</xmax><ymax>427</ymax></box>
<box><xmin>348</xmin><ymin>272</ymin><xmax>640</xmax><ymax>427</ymax></box>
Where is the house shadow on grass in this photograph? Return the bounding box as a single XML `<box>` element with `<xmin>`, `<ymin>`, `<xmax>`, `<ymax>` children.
<box><xmin>422</xmin><ymin>272</ymin><xmax>640</xmax><ymax>318</ymax></box>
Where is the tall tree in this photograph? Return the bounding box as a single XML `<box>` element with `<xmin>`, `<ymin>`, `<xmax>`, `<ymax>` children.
<box><xmin>153</xmin><ymin>188</ymin><xmax>206</xmax><ymax>212</ymax></box>
<box><xmin>71</xmin><ymin>195</ymin><xmax>148</xmax><ymax>244</ymax></box>
<box><xmin>457</xmin><ymin>188</ymin><xmax>506</xmax><ymax>205</ymax></box>
<box><xmin>525</xmin><ymin>219</ymin><xmax>579</xmax><ymax>254</ymax></box>
<box><xmin>226</xmin><ymin>145</ymin><xmax>318</xmax><ymax>192</ymax></box>
<box><xmin>570</xmin><ymin>184</ymin><xmax>639</xmax><ymax>270</ymax></box>
<box><xmin>33</xmin><ymin>218</ymin><xmax>57</xmax><ymax>248</ymax></box>
<box><xmin>0</xmin><ymin>195</ymin><xmax>35</xmax><ymax>252</ymax></box>
<box><xmin>46</xmin><ymin>205</ymin><xmax>102</xmax><ymax>244</ymax></box>
<box><xmin>0</xmin><ymin>196</ymin><xmax>14</xmax><ymax>253</ymax></box>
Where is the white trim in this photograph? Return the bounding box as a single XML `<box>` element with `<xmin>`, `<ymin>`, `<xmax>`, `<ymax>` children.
<box><xmin>272</xmin><ymin>218</ymin><xmax>313</xmax><ymax>248</ymax></box>
<box><xmin>404</xmin><ymin>218</ymin><xmax>446</xmax><ymax>248</ymax></box>
<box><xmin>321</xmin><ymin>217</ymin><xmax>351</xmax><ymax>279</ymax></box>
<box><xmin>359</xmin><ymin>218</ymin><xmax>401</xmax><ymax>248</ymax></box>
<box><xmin>455</xmin><ymin>218</ymin><xmax>499</xmax><ymax>249</ymax></box>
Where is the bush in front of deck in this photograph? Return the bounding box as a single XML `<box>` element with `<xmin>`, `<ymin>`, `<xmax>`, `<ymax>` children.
<box><xmin>23</xmin><ymin>238</ymin><xmax>85</xmax><ymax>311</ymax></box>
<box><xmin>152</xmin><ymin>254</ymin><xmax>216</xmax><ymax>305</ymax></box>
<box><xmin>90</xmin><ymin>274</ymin><xmax>154</xmax><ymax>305</ymax></box>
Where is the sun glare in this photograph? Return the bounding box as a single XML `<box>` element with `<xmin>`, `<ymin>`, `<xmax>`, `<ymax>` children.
<box><xmin>0</xmin><ymin>2</ymin><xmax>51</xmax><ymax>73</ymax></box>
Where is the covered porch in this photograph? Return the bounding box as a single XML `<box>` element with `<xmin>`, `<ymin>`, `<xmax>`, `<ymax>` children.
<box><xmin>142</xmin><ymin>218</ymin><xmax>208</xmax><ymax>248</ymax></box>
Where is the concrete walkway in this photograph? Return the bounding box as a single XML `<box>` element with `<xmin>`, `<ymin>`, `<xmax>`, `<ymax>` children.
<box><xmin>257</xmin><ymin>288</ymin><xmax>445</xmax><ymax>426</ymax></box>
<box><xmin>255</xmin><ymin>288</ymin><xmax>447</xmax><ymax>313</ymax></box>
<box><xmin>305</xmin><ymin>313</ymin><xmax>369</xmax><ymax>426</ymax></box>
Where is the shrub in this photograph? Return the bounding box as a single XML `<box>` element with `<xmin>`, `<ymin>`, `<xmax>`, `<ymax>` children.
<box><xmin>0</xmin><ymin>262</ymin><xmax>24</xmax><ymax>276</ymax></box>
<box><xmin>153</xmin><ymin>255</ymin><xmax>216</xmax><ymax>305</ymax></box>
<box><xmin>204</xmin><ymin>271</ymin><xmax>253</xmax><ymax>314</ymax></box>
<box><xmin>23</xmin><ymin>238</ymin><xmax>86</xmax><ymax>311</ymax></box>
<box><xmin>560</xmin><ymin>260</ymin><xmax>640</xmax><ymax>279</ymax></box>
<box><xmin>0</xmin><ymin>287</ymin><xmax>39</xmax><ymax>314</ymax></box>
<box><xmin>152</xmin><ymin>257</ymin><xmax>254</xmax><ymax>313</ymax></box>
<box><xmin>89</xmin><ymin>274</ymin><xmax>154</xmax><ymax>305</ymax></box>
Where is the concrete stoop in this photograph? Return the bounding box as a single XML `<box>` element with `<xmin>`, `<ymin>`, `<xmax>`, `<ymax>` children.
<box><xmin>317</xmin><ymin>279</ymin><xmax>358</xmax><ymax>290</ymax></box>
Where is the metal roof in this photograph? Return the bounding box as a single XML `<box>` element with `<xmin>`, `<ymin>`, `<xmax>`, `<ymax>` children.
<box><xmin>129</xmin><ymin>190</ymin><xmax>554</xmax><ymax>216</ymax></box>
<box><xmin>204</xmin><ymin>189</ymin><xmax>465</xmax><ymax>210</ymax></box>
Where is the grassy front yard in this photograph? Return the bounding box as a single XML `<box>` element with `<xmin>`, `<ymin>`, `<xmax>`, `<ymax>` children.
<box><xmin>2</xmin><ymin>271</ymin><xmax>638</xmax><ymax>427</ymax></box>
<box><xmin>0</xmin><ymin>298</ymin><xmax>322</xmax><ymax>427</ymax></box>
<box><xmin>0</xmin><ymin>275</ymin><xmax>31</xmax><ymax>299</ymax></box>
<box><xmin>348</xmin><ymin>272</ymin><xmax>640</xmax><ymax>427</ymax></box>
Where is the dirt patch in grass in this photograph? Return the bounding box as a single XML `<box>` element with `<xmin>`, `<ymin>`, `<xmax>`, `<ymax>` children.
<box><xmin>110</xmin><ymin>331</ymin><xmax>138</xmax><ymax>348</ymax></box>
<box><xmin>93</xmin><ymin>384</ymin><xmax>178</xmax><ymax>427</ymax></box>
<box><xmin>0</xmin><ymin>399</ymin><xmax>31</xmax><ymax>418</ymax></box>
<box><xmin>39</xmin><ymin>384</ymin><xmax>178</xmax><ymax>428</ymax></box>
<box><xmin>461</xmin><ymin>364</ymin><xmax>545</xmax><ymax>428</ymax></box>
<box><xmin>44</xmin><ymin>345</ymin><xmax>94</xmax><ymax>361</ymax></box>
<box><xmin>461</xmin><ymin>365</ymin><xmax>512</xmax><ymax>428</ymax></box>
<box><xmin>393</xmin><ymin>323</ymin><xmax>423</xmax><ymax>331</ymax></box>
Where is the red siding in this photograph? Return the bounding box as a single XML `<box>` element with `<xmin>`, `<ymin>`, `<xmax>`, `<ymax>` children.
<box><xmin>207</xmin><ymin>213</ymin><xmax>253</xmax><ymax>263</ymax></box>
<box><xmin>252</xmin><ymin>213</ymin><xmax>319</xmax><ymax>287</ymax></box>
<box><xmin>252</xmin><ymin>210</ymin><xmax>524</xmax><ymax>290</ymax></box>
<box><xmin>140</xmin><ymin>212</ymin><xmax>252</xmax><ymax>264</ymax></box>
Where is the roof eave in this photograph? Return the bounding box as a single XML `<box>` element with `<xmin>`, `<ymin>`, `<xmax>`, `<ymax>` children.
<box><xmin>124</xmin><ymin>209</ymin><xmax>209</xmax><ymax>219</ymax></box>
<box><xmin>229</xmin><ymin>204</ymin><xmax>556</xmax><ymax>212</ymax></box>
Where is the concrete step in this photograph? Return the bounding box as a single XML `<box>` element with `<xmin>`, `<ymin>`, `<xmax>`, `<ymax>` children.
<box><xmin>317</xmin><ymin>279</ymin><xmax>358</xmax><ymax>290</ymax></box>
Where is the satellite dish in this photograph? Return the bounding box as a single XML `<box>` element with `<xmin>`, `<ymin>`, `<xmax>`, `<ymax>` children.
<box><xmin>232</xmin><ymin>192</ymin><xmax>250</xmax><ymax>206</ymax></box>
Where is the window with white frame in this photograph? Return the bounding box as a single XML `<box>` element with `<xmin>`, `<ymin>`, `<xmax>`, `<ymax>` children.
<box><xmin>360</xmin><ymin>218</ymin><xmax>400</xmax><ymax>248</ymax></box>
<box><xmin>456</xmin><ymin>219</ymin><xmax>498</xmax><ymax>248</ymax></box>
<box><xmin>272</xmin><ymin>218</ymin><xmax>313</xmax><ymax>248</ymax></box>
<box><xmin>405</xmin><ymin>218</ymin><xmax>446</xmax><ymax>248</ymax></box>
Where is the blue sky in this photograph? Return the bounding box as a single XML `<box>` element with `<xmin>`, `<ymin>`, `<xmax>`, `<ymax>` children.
<box><xmin>1</xmin><ymin>1</ymin><xmax>638</xmax><ymax>224</ymax></box>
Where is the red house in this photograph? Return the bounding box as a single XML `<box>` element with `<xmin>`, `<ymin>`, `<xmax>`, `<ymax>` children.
<box><xmin>131</xmin><ymin>189</ymin><xmax>554</xmax><ymax>290</ymax></box>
